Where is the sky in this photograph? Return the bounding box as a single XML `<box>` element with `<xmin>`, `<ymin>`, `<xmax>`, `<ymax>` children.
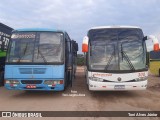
<box><xmin>0</xmin><ymin>0</ymin><xmax>160</xmax><ymax>53</ymax></box>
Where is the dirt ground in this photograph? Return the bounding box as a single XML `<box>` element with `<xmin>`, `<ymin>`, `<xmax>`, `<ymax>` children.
<box><xmin>0</xmin><ymin>67</ymin><xmax>160</xmax><ymax>120</ymax></box>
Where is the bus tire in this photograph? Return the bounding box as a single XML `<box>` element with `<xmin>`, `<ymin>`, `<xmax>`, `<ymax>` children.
<box><xmin>70</xmin><ymin>70</ymin><xmax>73</xmax><ymax>87</ymax></box>
<box><xmin>67</xmin><ymin>71</ymin><xmax>70</xmax><ymax>86</ymax></box>
<box><xmin>86</xmin><ymin>83</ymin><xmax>89</xmax><ymax>90</ymax></box>
<box><xmin>0</xmin><ymin>71</ymin><xmax>4</xmax><ymax>86</ymax></box>
<box><xmin>64</xmin><ymin>71</ymin><xmax>68</xmax><ymax>90</ymax></box>
<box><xmin>64</xmin><ymin>71</ymin><xmax>70</xmax><ymax>90</ymax></box>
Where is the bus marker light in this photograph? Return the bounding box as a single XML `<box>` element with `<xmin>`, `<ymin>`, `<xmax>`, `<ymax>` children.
<box><xmin>82</xmin><ymin>36</ymin><xmax>89</xmax><ymax>52</ymax></box>
<box><xmin>102</xmin><ymin>86</ymin><xmax>106</xmax><ymax>88</ymax></box>
<box><xmin>60</xmin><ymin>80</ymin><xmax>63</xmax><ymax>84</ymax></box>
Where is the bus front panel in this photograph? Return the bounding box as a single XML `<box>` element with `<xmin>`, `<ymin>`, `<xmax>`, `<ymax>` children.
<box><xmin>5</xmin><ymin>65</ymin><xmax>65</xmax><ymax>91</ymax></box>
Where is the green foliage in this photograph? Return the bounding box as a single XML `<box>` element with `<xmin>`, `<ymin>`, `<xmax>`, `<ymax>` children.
<box><xmin>77</xmin><ymin>54</ymin><xmax>85</xmax><ymax>66</ymax></box>
<box><xmin>0</xmin><ymin>51</ymin><xmax>6</xmax><ymax>57</ymax></box>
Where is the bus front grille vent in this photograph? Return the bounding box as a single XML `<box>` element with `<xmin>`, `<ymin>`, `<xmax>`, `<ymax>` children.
<box><xmin>19</xmin><ymin>68</ymin><xmax>46</xmax><ymax>74</ymax></box>
<box><xmin>21</xmin><ymin>80</ymin><xmax>42</xmax><ymax>84</ymax></box>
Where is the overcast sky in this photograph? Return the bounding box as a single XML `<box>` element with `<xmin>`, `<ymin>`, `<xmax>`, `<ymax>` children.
<box><xmin>0</xmin><ymin>0</ymin><xmax>160</xmax><ymax>52</ymax></box>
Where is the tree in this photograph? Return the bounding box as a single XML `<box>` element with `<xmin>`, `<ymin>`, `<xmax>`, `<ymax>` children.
<box><xmin>77</xmin><ymin>54</ymin><xmax>84</xmax><ymax>66</ymax></box>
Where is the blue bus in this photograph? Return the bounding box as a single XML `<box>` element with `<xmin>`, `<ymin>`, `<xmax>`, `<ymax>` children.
<box><xmin>4</xmin><ymin>28</ymin><xmax>78</xmax><ymax>91</ymax></box>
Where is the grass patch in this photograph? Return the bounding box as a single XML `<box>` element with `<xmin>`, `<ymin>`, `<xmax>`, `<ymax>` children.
<box><xmin>149</xmin><ymin>60</ymin><xmax>160</xmax><ymax>76</ymax></box>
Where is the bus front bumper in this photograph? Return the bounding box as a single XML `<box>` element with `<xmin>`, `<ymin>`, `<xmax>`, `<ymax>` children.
<box><xmin>89</xmin><ymin>80</ymin><xmax>147</xmax><ymax>91</ymax></box>
<box><xmin>5</xmin><ymin>83</ymin><xmax>64</xmax><ymax>91</ymax></box>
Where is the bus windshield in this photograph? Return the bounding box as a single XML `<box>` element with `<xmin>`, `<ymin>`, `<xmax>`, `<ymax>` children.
<box><xmin>7</xmin><ymin>32</ymin><xmax>64</xmax><ymax>63</ymax></box>
<box><xmin>88</xmin><ymin>28</ymin><xmax>146</xmax><ymax>71</ymax></box>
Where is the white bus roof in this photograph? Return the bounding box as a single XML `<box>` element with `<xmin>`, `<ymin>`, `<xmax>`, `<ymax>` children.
<box><xmin>90</xmin><ymin>26</ymin><xmax>141</xmax><ymax>30</ymax></box>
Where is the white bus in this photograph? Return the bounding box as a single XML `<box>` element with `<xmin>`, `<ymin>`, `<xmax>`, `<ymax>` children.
<box><xmin>82</xmin><ymin>26</ymin><xmax>159</xmax><ymax>91</ymax></box>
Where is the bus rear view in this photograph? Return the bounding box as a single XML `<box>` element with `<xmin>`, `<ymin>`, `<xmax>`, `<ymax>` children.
<box><xmin>5</xmin><ymin>29</ymin><xmax>77</xmax><ymax>91</ymax></box>
<box><xmin>82</xmin><ymin>26</ymin><xmax>159</xmax><ymax>91</ymax></box>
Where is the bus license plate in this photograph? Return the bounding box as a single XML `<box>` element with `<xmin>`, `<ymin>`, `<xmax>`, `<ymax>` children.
<box><xmin>26</xmin><ymin>85</ymin><xmax>36</xmax><ymax>89</ymax></box>
<box><xmin>114</xmin><ymin>85</ymin><xmax>125</xmax><ymax>90</ymax></box>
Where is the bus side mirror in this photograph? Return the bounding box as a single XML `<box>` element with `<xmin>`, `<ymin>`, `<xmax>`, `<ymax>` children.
<box><xmin>82</xmin><ymin>36</ymin><xmax>88</xmax><ymax>52</ymax></box>
<box><xmin>145</xmin><ymin>35</ymin><xmax>160</xmax><ymax>52</ymax></box>
<box><xmin>75</xmin><ymin>43</ymin><xmax>78</xmax><ymax>51</ymax></box>
<box><xmin>71</xmin><ymin>40</ymin><xmax>78</xmax><ymax>52</ymax></box>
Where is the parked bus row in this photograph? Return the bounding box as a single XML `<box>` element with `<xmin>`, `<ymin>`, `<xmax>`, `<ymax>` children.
<box><xmin>0</xmin><ymin>23</ymin><xmax>159</xmax><ymax>91</ymax></box>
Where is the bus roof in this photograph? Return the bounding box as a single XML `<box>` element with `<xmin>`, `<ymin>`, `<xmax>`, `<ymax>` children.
<box><xmin>0</xmin><ymin>23</ymin><xmax>13</xmax><ymax>31</ymax></box>
<box><xmin>13</xmin><ymin>28</ymin><xmax>66</xmax><ymax>33</ymax></box>
<box><xmin>90</xmin><ymin>26</ymin><xmax>141</xmax><ymax>30</ymax></box>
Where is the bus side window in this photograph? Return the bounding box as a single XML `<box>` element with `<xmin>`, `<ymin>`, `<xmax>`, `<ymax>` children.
<box><xmin>68</xmin><ymin>40</ymin><xmax>71</xmax><ymax>53</ymax></box>
<box><xmin>65</xmin><ymin>37</ymin><xmax>70</xmax><ymax>63</ymax></box>
<box><xmin>65</xmin><ymin>38</ymin><xmax>68</xmax><ymax>61</ymax></box>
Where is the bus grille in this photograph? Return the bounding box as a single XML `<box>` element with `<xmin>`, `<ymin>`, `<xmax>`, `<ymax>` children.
<box><xmin>103</xmin><ymin>79</ymin><xmax>136</xmax><ymax>82</ymax></box>
<box><xmin>21</xmin><ymin>80</ymin><xmax>42</xmax><ymax>84</ymax></box>
<box><xmin>19</xmin><ymin>68</ymin><xmax>46</xmax><ymax>74</ymax></box>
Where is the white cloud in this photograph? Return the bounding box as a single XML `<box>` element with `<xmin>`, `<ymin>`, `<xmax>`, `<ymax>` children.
<box><xmin>0</xmin><ymin>0</ymin><xmax>160</xmax><ymax>52</ymax></box>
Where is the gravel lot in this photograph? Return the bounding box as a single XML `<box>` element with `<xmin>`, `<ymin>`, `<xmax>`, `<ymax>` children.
<box><xmin>0</xmin><ymin>67</ymin><xmax>160</xmax><ymax>120</ymax></box>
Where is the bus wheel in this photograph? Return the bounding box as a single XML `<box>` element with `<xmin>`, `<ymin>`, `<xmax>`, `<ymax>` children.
<box><xmin>64</xmin><ymin>71</ymin><xmax>68</xmax><ymax>89</ymax></box>
<box><xmin>85</xmin><ymin>74</ymin><xmax>86</xmax><ymax>78</ymax></box>
<box><xmin>0</xmin><ymin>71</ymin><xmax>4</xmax><ymax>86</ymax></box>
<box><xmin>67</xmin><ymin>71</ymin><xmax>70</xmax><ymax>86</ymax></box>
<box><xmin>64</xmin><ymin>70</ymin><xmax>72</xmax><ymax>90</ymax></box>
<box><xmin>66</xmin><ymin>71</ymin><xmax>70</xmax><ymax>86</ymax></box>
<box><xmin>86</xmin><ymin>79</ymin><xmax>89</xmax><ymax>90</ymax></box>
<box><xmin>70</xmin><ymin>70</ymin><xmax>73</xmax><ymax>87</ymax></box>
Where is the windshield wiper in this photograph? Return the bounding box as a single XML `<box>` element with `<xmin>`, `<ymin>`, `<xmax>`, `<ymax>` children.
<box><xmin>37</xmin><ymin>46</ymin><xmax>47</xmax><ymax>63</ymax></box>
<box><xmin>17</xmin><ymin>43</ymin><xmax>28</xmax><ymax>62</ymax></box>
<box><xmin>105</xmin><ymin>51</ymin><xmax>115</xmax><ymax>70</ymax></box>
<box><xmin>105</xmin><ymin>45</ymin><xmax>115</xmax><ymax>70</ymax></box>
<box><xmin>121</xmin><ymin>44</ymin><xmax>135</xmax><ymax>71</ymax></box>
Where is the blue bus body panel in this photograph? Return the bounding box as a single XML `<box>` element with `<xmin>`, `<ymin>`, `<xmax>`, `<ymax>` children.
<box><xmin>5</xmin><ymin>65</ymin><xmax>65</xmax><ymax>91</ymax></box>
<box><xmin>13</xmin><ymin>28</ymin><xmax>66</xmax><ymax>33</ymax></box>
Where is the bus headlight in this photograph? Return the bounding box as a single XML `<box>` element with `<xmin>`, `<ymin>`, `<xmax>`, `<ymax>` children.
<box><xmin>135</xmin><ymin>77</ymin><xmax>148</xmax><ymax>81</ymax></box>
<box><xmin>89</xmin><ymin>77</ymin><xmax>103</xmax><ymax>82</ymax></box>
<box><xmin>44</xmin><ymin>80</ymin><xmax>63</xmax><ymax>85</ymax></box>
<box><xmin>44</xmin><ymin>80</ymin><xmax>54</xmax><ymax>85</ymax></box>
<box><xmin>5</xmin><ymin>80</ymin><xmax>20</xmax><ymax>84</ymax></box>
